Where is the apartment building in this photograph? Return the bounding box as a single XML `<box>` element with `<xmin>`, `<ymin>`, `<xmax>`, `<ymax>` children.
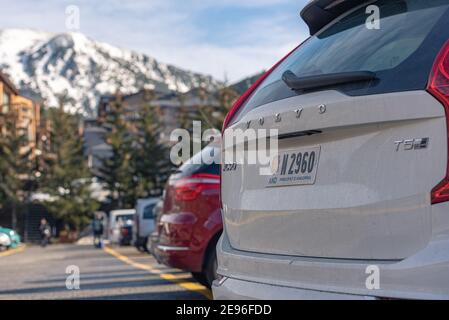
<box><xmin>0</xmin><ymin>71</ymin><xmax>41</xmax><ymax>159</ymax></box>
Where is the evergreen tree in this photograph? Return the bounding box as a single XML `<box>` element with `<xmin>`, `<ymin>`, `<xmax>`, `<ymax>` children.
<box><xmin>100</xmin><ymin>97</ymin><xmax>137</xmax><ymax>208</ymax></box>
<box><xmin>42</xmin><ymin>105</ymin><xmax>98</xmax><ymax>230</ymax></box>
<box><xmin>197</xmin><ymin>83</ymin><xmax>239</xmax><ymax>130</ymax></box>
<box><xmin>176</xmin><ymin>92</ymin><xmax>192</xmax><ymax>131</ymax></box>
<box><xmin>175</xmin><ymin>83</ymin><xmax>200</xmax><ymax>132</ymax></box>
<box><xmin>0</xmin><ymin>108</ymin><xmax>33</xmax><ymax>229</ymax></box>
<box><xmin>133</xmin><ymin>101</ymin><xmax>171</xmax><ymax>198</ymax></box>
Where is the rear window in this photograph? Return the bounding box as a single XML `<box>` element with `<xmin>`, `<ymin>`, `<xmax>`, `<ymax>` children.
<box><xmin>116</xmin><ymin>214</ymin><xmax>133</xmax><ymax>222</ymax></box>
<box><xmin>143</xmin><ymin>203</ymin><xmax>156</xmax><ymax>219</ymax></box>
<box><xmin>171</xmin><ymin>145</ymin><xmax>220</xmax><ymax>179</ymax></box>
<box><xmin>235</xmin><ymin>0</ymin><xmax>449</xmax><ymax>123</ymax></box>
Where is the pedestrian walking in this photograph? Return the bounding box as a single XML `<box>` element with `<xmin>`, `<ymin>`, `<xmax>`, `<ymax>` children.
<box><xmin>39</xmin><ymin>218</ymin><xmax>51</xmax><ymax>247</ymax></box>
<box><xmin>92</xmin><ymin>213</ymin><xmax>104</xmax><ymax>249</ymax></box>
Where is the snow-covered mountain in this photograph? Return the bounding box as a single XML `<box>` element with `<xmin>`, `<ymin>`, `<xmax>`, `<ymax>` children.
<box><xmin>0</xmin><ymin>29</ymin><xmax>221</xmax><ymax>116</ymax></box>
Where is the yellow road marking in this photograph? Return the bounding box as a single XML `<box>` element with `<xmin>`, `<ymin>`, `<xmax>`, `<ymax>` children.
<box><xmin>0</xmin><ymin>245</ymin><xmax>26</xmax><ymax>258</ymax></box>
<box><xmin>103</xmin><ymin>246</ymin><xmax>212</xmax><ymax>299</ymax></box>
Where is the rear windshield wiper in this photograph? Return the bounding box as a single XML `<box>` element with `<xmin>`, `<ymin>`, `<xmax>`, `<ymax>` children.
<box><xmin>282</xmin><ymin>70</ymin><xmax>377</xmax><ymax>91</ymax></box>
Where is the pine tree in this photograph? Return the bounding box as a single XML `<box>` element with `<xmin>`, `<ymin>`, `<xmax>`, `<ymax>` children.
<box><xmin>100</xmin><ymin>97</ymin><xmax>137</xmax><ymax>208</ymax></box>
<box><xmin>133</xmin><ymin>101</ymin><xmax>171</xmax><ymax>198</ymax></box>
<box><xmin>197</xmin><ymin>83</ymin><xmax>239</xmax><ymax>130</ymax></box>
<box><xmin>0</xmin><ymin>107</ymin><xmax>33</xmax><ymax>229</ymax></box>
<box><xmin>176</xmin><ymin>92</ymin><xmax>192</xmax><ymax>131</ymax></box>
<box><xmin>42</xmin><ymin>104</ymin><xmax>98</xmax><ymax>230</ymax></box>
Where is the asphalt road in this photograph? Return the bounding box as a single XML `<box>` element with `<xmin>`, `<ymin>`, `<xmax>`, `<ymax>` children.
<box><xmin>0</xmin><ymin>243</ymin><xmax>210</xmax><ymax>300</ymax></box>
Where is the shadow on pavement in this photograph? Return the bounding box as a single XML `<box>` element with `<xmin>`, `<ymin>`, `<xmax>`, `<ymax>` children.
<box><xmin>0</xmin><ymin>277</ymin><xmax>183</xmax><ymax>296</ymax></box>
<box><xmin>75</xmin><ymin>291</ymin><xmax>206</xmax><ymax>300</ymax></box>
<box><xmin>27</xmin><ymin>271</ymin><xmax>151</xmax><ymax>284</ymax></box>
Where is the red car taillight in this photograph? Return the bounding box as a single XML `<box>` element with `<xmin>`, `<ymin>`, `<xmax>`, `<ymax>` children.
<box><xmin>428</xmin><ymin>40</ymin><xmax>449</xmax><ymax>204</ymax></box>
<box><xmin>174</xmin><ymin>173</ymin><xmax>220</xmax><ymax>202</ymax></box>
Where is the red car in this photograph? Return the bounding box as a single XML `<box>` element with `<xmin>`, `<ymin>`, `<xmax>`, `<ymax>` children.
<box><xmin>154</xmin><ymin>144</ymin><xmax>222</xmax><ymax>287</ymax></box>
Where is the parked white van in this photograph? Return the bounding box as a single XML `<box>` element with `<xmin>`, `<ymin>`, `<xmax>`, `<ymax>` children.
<box><xmin>108</xmin><ymin>209</ymin><xmax>135</xmax><ymax>244</ymax></box>
<box><xmin>133</xmin><ymin>198</ymin><xmax>159</xmax><ymax>252</ymax></box>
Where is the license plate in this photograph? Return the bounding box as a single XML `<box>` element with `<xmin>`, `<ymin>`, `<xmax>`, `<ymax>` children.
<box><xmin>266</xmin><ymin>146</ymin><xmax>321</xmax><ymax>187</ymax></box>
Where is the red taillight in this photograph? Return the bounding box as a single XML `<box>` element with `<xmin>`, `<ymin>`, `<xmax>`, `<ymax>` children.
<box><xmin>174</xmin><ymin>173</ymin><xmax>220</xmax><ymax>201</ymax></box>
<box><xmin>222</xmin><ymin>43</ymin><xmax>304</xmax><ymax>132</ymax></box>
<box><xmin>428</xmin><ymin>40</ymin><xmax>449</xmax><ymax>204</ymax></box>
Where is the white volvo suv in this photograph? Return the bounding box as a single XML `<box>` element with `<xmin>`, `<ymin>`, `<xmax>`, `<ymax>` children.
<box><xmin>214</xmin><ymin>0</ymin><xmax>449</xmax><ymax>299</ymax></box>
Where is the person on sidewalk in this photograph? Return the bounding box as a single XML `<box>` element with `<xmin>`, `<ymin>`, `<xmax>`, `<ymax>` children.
<box><xmin>92</xmin><ymin>213</ymin><xmax>104</xmax><ymax>249</ymax></box>
<box><xmin>39</xmin><ymin>218</ymin><xmax>51</xmax><ymax>247</ymax></box>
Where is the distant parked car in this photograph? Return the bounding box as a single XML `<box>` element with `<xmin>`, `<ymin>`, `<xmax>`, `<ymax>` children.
<box><xmin>0</xmin><ymin>227</ymin><xmax>21</xmax><ymax>250</ymax></box>
<box><xmin>108</xmin><ymin>209</ymin><xmax>135</xmax><ymax>244</ymax></box>
<box><xmin>119</xmin><ymin>223</ymin><xmax>133</xmax><ymax>246</ymax></box>
<box><xmin>133</xmin><ymin>198</ymin><xmax>159</xmax><ymax>252</ymax></box>
<box><xmin>154</xmin><ymin>143</ymin><xmax>222</xmax><ymax>288</ymax></box>
<box><xmin>0</xmin><ymin>232</ymin><xmax>11</xmax><ymax>251</ymax></box>
<box><xmin>147</xmin><ymin>199</ymin><xmax>164</xmax><ymax>255</ymax></box>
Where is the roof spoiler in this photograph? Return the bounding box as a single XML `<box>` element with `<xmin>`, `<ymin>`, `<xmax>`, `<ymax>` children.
<box><xmin>300</xmin><ymin>0</ymin><xmax>368</xmax><ymax>35</ymax></box>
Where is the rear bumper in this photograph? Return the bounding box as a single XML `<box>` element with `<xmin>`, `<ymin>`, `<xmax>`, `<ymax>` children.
<box><xmin>213</xmin><ymin>277</ymin><xmax>375</xmax><ymax>300</ymax></box>
<box><xmin>155</xmin><ymin>211</ymin><xmax>212</xmax><ymax>272</ymax></box>
<box><xmin>154</xmin><ymin>244</ymin><xmax>203</xmax><ymax>272</ymax></box>
<box><xmin>214</xmin><ymin>202</ymin><xmax>449</xmax><ymax>300</ymax></box>
<box><xmin>120</xmin><ymin>237</ymin><xmax>132</xmax><ymax>245</ymax></box>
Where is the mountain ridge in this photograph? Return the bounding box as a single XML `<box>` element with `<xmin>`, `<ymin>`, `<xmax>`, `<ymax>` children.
<box><xmin>0</xmin><ymin>28</ymin><xmax>222</xmax><ymax>117</ymax></box>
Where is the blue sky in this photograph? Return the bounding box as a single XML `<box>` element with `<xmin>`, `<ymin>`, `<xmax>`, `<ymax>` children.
<box><xmin>0</xmin><ymin>0</ymin><xmax>310</xmax><ymax>82</ymax></box>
